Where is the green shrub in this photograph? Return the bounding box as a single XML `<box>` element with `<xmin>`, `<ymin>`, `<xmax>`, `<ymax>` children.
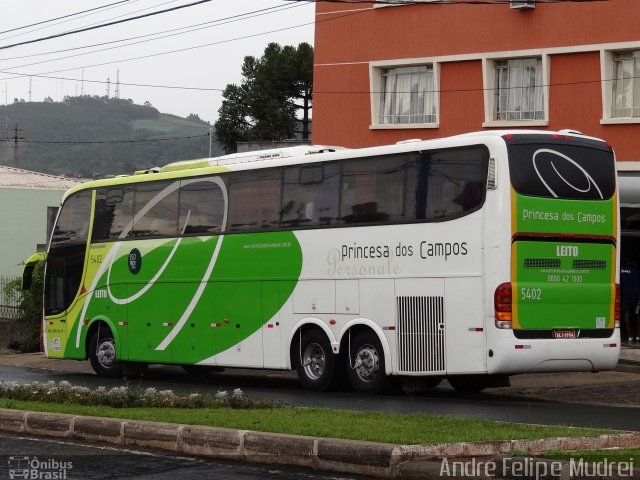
<box><xmin>3</xmin><ymin>261</ymin><xmax>44</xmax><ymax>352</ymax></box>
<box><xmin>0</xmin><ymin>380</ymin><xmax>278</xmax><ymax>409</ymax></box>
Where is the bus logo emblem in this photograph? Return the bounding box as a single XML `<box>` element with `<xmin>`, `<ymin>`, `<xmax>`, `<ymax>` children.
<box><xmin>128</xmin><ymin>248</ymin><xmax>142</xmax><ymax>274</ymax></box>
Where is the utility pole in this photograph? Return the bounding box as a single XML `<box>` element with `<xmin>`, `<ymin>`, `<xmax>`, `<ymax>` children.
<box><xmin>106</xmin><ymin>77</ymin><xmax>111</xmax><ymax>98</ymax></box>
<box><xmin>8</xmin><ymin>124</ymin><xmax>24</xmax><ymax>167</ymax></box>
<box><xmin>115</xmin><ymin>70</ymin><xmax>120</xmax><ymax>99</ymax></box>
<box><xmin>209</xmin><ymin>126</ymin><xmax>213</xmax><ymax>157</ymax></box>
<box><xmin>4</xmin><ymin>82</ymin><xmax>7</xmax><ymax>136</ymax></box>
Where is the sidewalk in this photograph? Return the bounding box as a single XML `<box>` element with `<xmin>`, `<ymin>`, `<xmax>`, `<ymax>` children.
<box><xmin>621</xmin><ymin>341</ymin><xmax>640</xmax><ymax>364</ymax></box>
<box><xmin>483</xmin><ymin>343</ymin><xmax>640</xmax><ymax>408</ymax></box>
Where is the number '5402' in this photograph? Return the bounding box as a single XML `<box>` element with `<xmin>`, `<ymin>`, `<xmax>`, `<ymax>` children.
<box><xmin>521</xmin><ymin>288</ymin><xmax>542</xmax><ymax>300</ymax></box>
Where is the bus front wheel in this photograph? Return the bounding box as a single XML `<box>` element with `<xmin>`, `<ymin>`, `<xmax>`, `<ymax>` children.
<box><xmin>347</xmin><ymin>331</ymin><xmax>387</xmax><ymax>394</ymax></box>
<box><xmin>296</xmin><ymin>329</ymin><xmax>337</xmax><ymax>392</ymax></box>
<box><xmin>88</xmin><ymin>329</ymin><xmax>123</xmax><ymax>378</ymax></box>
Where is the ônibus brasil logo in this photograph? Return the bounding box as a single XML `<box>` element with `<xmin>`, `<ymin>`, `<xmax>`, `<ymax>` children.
<box><xmin>8</xmin><ymin>456</ymin><xmax>73</xmax><ymax>480</ymax></box>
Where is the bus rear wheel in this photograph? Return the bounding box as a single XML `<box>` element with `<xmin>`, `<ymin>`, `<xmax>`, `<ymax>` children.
<box><xmin>296</xmin><ymin>329</ymin><xmax>338</xmax><ymax>392</ymax></box>
<box><xmin>347</xmin><ymin>331</ymin><xmax>387</xmax><ymax>394</ymax></box>
<box><xmin>88</xmin><ymin>329</ymin><xmax>122</xmax><ymax>378</ymax></box>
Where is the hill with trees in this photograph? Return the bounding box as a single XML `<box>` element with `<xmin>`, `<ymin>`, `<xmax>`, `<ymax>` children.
<box><xmin>0</xmin><ymin>96</ymin><xmax>222</xmax><ymax>178</ymax></box>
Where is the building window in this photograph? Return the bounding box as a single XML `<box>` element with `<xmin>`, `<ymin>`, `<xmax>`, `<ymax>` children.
<box><xmin>493</xmin><ymin>58</ymin><xmax>544</xmax><ymax>121</ymax></box>
<box><xmin>380</xmin><ymin>65</ymin><xmax>436</xmax><ymax>125</ymax></box>
<box><xmin>612</xmin><ymin>50</ymin><xmax>640</xmax><ymax>118</ymax></box>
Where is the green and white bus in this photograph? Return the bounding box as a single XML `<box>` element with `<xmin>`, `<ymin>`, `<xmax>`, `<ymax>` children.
<box><xmin>28</xmin><ymin>130</ymin><xmax>620</xmax><ymax>393</ymax></box>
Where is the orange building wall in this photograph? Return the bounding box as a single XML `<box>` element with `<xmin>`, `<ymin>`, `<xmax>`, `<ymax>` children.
<box><xmin>313</xmin><ymin>0</ymin><xmax>640</xmax><ymax>160</ymax></box>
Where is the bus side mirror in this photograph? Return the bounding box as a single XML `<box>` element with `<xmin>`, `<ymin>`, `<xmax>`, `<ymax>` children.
<box><xmin>21</xmin><ymin>252</ymin><xmax>47</xmax><ymax>291</ymax></box>
<box><xmin>22</xmin><ymin>264</ymin><xmax>35</xmax><ymax>291</ymax></box>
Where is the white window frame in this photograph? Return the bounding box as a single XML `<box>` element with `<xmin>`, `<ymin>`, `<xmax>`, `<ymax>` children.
<box><xmin>482</xmin><ymin>54</ymin><xmax>549</xmax><ymax>128</ymax></box>
<box><xmin>370</xmin><ymin>59</ymin><xmax>440</xmax><ymax>130</ymax></box>
<box><xmin>601</xmin><ymin>48</ymin><xmax>640</xmax><ymax>125</ymax></box>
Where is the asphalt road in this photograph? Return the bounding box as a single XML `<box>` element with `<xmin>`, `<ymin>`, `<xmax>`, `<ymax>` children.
<box><xmin>2</xmin><ymin>363</ymin><xmax>640</xmax><ymax>432</ymax></box>
<box><xmin>0</xmin><ymin>432</ymin><xmax>369</xmax><ymax>480</ymax></box>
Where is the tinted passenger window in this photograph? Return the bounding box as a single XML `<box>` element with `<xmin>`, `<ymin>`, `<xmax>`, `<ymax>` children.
<box><xmin>179</xmin><ymin>179</ymin><xmax>225</xmax><ymax>234</ymax></box>
<box><xmin>340</xmin><ymin>155</ymin><xmax>406</xmax><ymax>224</ymax></box>
<box><xmin>93</xmin><ymin>186</ymin><xmax>134</xmax><ymax>241</ymax></box>
<box><xmin>227</xmin><ymin>170</ymin><xmax>281</xmax><ymax>231</ymax></box>
<box><xmin>282</xmin><ymin>164</ymin><xmax>340</xmax><ymax>227</ymax></box>
<box><xmin>51</xmin><ymin>191</ymin><xmax>92</xmax><ymax>245</ymax></box>
<box><xmin>406</xmin><ymin>147</ymin><xmax>488</xmax><ymax>221</ymax></box>
<box><xmin>131</xmin><ymin>181</ymin><xmax>179</xmax><ymax>238</ymax></box>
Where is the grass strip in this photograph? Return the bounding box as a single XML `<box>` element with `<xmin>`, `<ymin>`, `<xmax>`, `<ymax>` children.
<box><xmin>1</xmin><ymin>398</ymin><xmax>611</xmax><ymax>445</ymax></box>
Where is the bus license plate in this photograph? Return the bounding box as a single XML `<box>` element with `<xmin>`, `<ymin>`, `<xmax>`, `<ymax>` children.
<box><xmin>553</xmin><ymin>329</ymin><xmax>577</xmax><ymax>339</ymax></box>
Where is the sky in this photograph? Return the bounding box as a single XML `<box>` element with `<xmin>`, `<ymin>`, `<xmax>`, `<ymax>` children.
<box><xmin>0</xmin><ymin>0</ymin><xmax>316</xmax><ymax>123</ymax></box>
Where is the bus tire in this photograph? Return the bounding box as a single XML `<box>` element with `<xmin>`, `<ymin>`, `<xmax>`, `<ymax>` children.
<box><xmin>448</xmin><ymin>375</ymin><xmax>487</xmax><ymax>394</ymax></box>
<box><xmin>347</xmin><ymin>331</ymin><xmax>387</xmax><ymax>394</ymax></box>
<box><xmin>296</xmin><ymin>329</ymin><xmax>337</xmax><ymax>392</ymax></box>
<box><xmin>88</xmin><ymin>329</ymin><xmax>122</xmax><ymax>378</ymax></box>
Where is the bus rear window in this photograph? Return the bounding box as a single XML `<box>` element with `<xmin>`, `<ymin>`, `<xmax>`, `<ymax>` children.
<box><xmin>508</xmin><ymin>140</ymin><xmax>615</xmax><ymax>200</ymax></box>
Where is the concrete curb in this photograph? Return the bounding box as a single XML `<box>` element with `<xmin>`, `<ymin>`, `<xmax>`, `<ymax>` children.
<box><xmin>1</xmin><ymin>408</ymin><xmax>640</xmax><ymax>479</ymax></box>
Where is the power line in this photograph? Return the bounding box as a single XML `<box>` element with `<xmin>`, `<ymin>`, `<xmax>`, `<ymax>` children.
<box><xmin>0</xmin><ymin>0</ymin><xmax>214</xmax><ymax>51</ymax></box>
<box><xmin>0</xmin><ymin>0</ymin><xmax>613</xmax><ymax>100</ymax></box>
<box><xmin>0</xmin><ymin>1</ymin><xmax>133</xmax><ymax>36</ymax></box>
<box><xmin>0</xmin><ymin>1</ymin><xmax>163</xmax><ymax>44</ymax></box>
<box><xmin>0</xmin><ymin>68</ymin><xmax>632</xmax><ymax>96</ymax></box>
<box><xmin>0</xmin><ymin>3</ymin><xmax>318</xmax><ymax>87</ymax></box>
<box><xmin>0</xmin><ymin>25</ymin><xmax>315</xmax><ymax>86</ymax></box>
<box><xmin>287</xmin><ymin>0</ymin><xmax>608</xmax><ymax>3</ymax></box>
<box><xmin>0</xmin><ymin>4</ymin><xmax>303</xmax><ymax>72</ymax></box>
<box><xmin>0</xmin><ymin>132</ymin><xmax>209</xmax><ymax>149</ymax></box>
<box><xmin>25</xmin><ymin>133</ymin><xmax>210</xmax><ymax>144</ymax></box>
<box><xmin>0</xmin><ymin>0</ymin><xmax>606</xmax><ymax>87</ymax></box>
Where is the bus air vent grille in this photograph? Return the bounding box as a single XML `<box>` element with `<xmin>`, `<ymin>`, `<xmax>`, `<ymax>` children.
<box><xmin>486</xmin><ymin>157</ymin><xmax>497</xmax><ymax>190</ymax></box>
<box><xmin>396</xmin><ymin>296</ymin><xmax>446</xmax><ymax>374</ymax></box>
<box><xmin>524</xmin><ymin>258</ymin><xmax>561</xmax><ymax>268</ymax></box>
<box><xmin>572</xmin><ymin>259</ymin><xmax>606</xmax><ymax>270</ymax></box>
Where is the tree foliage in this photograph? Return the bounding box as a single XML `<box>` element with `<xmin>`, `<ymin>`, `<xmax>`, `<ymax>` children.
<box><xmin>3</xmin><ymin>261</ymin><xmax>44</xmax><ymax>352</ymax></box>
<box><xmin>214</xmin><ymin>42</ymin><xmax>313</xmax><ymax>153</ymax></box>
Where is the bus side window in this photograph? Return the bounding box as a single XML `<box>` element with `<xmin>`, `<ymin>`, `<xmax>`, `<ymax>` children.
<box><xmin>132</xmin><ymin>181</ymin><xmax>179</xmax><ymax>238</ymax></box>
<box><xmin>179</xmin><ymin>180</ymin><xmax>225</xmax><ymax>235</ymax></box>
<box><xmin>281</xmin><ymin>165</ymin><xmax>340</xmax><ymax>227</ymax></box>
<box><xmin>340</xmin><ymin>155</ymin><xmax>406</xmax><ymax>224</ymax></box>
<box><xmin>227</xmin><ymin>170</ymin><xmax>282</xmax><ymax>231</ymax></box>
<box><xmin>92</xmin><ymin>186</ymin><xmax>134</xmax><ymax>241</ymax></box>
<box><xmin>408</xmin><ymin>147</ymin><xmax>489</xmax><ymax>221</ymax></box>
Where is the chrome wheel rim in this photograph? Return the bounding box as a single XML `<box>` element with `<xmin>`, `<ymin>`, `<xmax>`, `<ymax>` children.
<box><xmin>302</xmin><ymin>342</ymin><xmax>326</xmax><ymax>380</ymax></box>
<box><xmin>97</xmin><ymin>339</ymin><xmax>117</xmax><ymax>368</ymax></box>
<box><xmin>354</xmin><ymin>345</ymin><xmax>379</xmax><ymax>383</ymax></box>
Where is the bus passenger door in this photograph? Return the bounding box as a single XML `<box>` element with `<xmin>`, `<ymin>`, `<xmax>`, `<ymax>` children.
<box><xmin>43</xmin><ymin>257</ymin><xmax>68</xmax><ymax>357</ymax></box>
